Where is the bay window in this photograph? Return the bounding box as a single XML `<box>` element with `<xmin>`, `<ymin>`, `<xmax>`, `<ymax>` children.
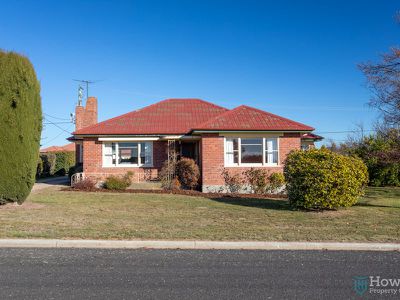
<box><xmin>225</xmin><ymin>137</ymin><xmax>279</xmax><ymax>166</ymax></box>
<box><xmin>103</xmin><ymin>142</ymin><xmax>153</xmax><ymax>167</ymax></box>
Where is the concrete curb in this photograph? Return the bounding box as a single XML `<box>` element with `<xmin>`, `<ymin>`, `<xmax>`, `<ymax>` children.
<box><xmin>0</xmin><ymin>239</ymin><xmax>399</xmax><ymax>251</ymax></box>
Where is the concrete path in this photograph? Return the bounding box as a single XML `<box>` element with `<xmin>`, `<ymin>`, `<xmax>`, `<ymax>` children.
<box><xmin>32</xmin><ymin>176</ymin><xmax>69</xmax><ymax>192</ymax></box>
<box><xmin>0</xmin><ymin>239</ymin><xmax>399</xmax><ymax>251</ymax></box>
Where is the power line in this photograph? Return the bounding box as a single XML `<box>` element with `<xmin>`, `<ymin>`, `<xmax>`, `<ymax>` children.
<box><xmin>43</xmin><ymin>112</ymin><xmax>70</xmax><ymax>121</ymax></box>
<box><xmin>43</xmin><ymin>118</ymin><xmax>72</xmax><ymax>134</ymax></box>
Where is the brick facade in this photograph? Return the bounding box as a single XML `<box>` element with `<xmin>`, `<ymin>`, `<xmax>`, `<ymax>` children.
<box><xmin>75</xmin><ymin>97</ymin><xmax>98</xmax><ymax>131</ymax></box>
<box><xmin>82</xmin><ymin>139</ymin><xmax>167</xmax><ymax>182</ymax></box>
<box><xmin>200</xmin><ymin>132</ymin><xmax>301</xmax><ymax>192</ymax></box>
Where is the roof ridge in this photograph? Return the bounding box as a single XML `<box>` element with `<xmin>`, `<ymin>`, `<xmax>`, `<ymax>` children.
<box><xmin>240</xmin><ymin>105</ymin><xmax>315</xmax><ymax>130</ymax></box>
<box><xmin>73</xmin><ymin>98</ymin><xmax>229</xmax><ymax>135</ymax></box>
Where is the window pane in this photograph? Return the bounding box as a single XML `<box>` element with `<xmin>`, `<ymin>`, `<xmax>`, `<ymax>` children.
<box><xmin>226</xmin><ymin>153</ymin><xmax>234</xmax><ymax>164</ymax></box>
<box><xmin>241</xmin><ymin>138</ymin><xmax>262</xmax><ymax>145</ymax></box>
<box><xmin>233</xmin><ymin>138</ymin><xmax>239</xmax><ymax>150</ymax></box>
<box><xmin>266</xmin><ymin>138</ymin><xmax>277</xmax><ymax>151</ymax></box>
<box><xmin>241</xmin><ymin>144</ymin><xmax>262</xmax><ymax>163</ymax></box>
<box><xmin>118</xmin><ymin>143</ymin><xmax>138</xmax><ymax>165</ymax></box>
<box><xmin>140</xmin><ymin>143</ymin><xmax>146</xmax><ymax>164</ymax></box>
<box><xmin>226</xmin><ymin>139</ymin><xmax>234</xmax><ymax>152</ymax></box>
<box><xmin>265</xmin><ymin>138</ymin><xmax>278</xmax><ymax>164</ymax></box>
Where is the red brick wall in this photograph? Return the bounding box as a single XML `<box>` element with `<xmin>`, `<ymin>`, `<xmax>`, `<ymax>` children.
<box><xmin>82</xmin><ymin>138</ymin><xmax>167</xmax><ymax>182</ymax></box>
<box><xmin>201</xmin><ymin>133</ymin><xmax>301</xmax><ymax>189</ymax></box>
<box><xmin>75</xmin><ymin>97</ymin><xmax>98</xmax><ymax>131</ymax></box>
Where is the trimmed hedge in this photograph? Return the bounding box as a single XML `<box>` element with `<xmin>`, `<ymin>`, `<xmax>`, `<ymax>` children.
<box><xmin>37</xmin><ymin>151</ymin><xmax>75</xmax><ymax>177</ymax></box>
<box><xmin>104</xmin><ymin>172</ymin><xmax>133</xmax><ymax>190</ymax></box>
<box><xmin>0</xmin><ymin>50</ymin><xmax>42</xmax><ymax>204</ymax></box>
<box><xmin>284</xmin><ymin>148</ymin><xmax>368</xmax><ymax>209</ymax></box>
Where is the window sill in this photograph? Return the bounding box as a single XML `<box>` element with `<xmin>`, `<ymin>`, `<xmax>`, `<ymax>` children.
<box><xmin>224</xmin><ymin>164</ymin><xmax>280</xmax><ymax>168</ymax></box>
<box><xmin>102</xmin><ymin>165</ymin><xmax>154</xmax><ymax>168</ymax></box>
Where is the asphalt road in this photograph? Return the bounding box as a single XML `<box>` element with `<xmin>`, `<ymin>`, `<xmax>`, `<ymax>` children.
<box><xmin>0</xmin><ymin>249</ymin><xmax>398</xmax><ymax>299</ymax></box>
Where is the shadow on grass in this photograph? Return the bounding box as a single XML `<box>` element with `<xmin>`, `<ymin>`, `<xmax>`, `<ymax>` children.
<box><xmin>355</xmin><ymin>202</ymin><xmax>400</xmax><ymax>209</ymax></box>
<box><xmin>208</xmin><ymin>196</ymin><xmax>294</xmax><ymax>211</ymax></box>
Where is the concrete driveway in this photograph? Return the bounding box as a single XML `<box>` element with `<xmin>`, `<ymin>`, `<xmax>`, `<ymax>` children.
<box><xmin>32</xmin><ymin>176</ymin><xmax>70</xmax><ymax>192</ymax></box>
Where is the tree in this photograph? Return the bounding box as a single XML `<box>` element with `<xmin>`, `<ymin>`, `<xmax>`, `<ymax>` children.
<box><xmin>359</xmin><ymin>26</ymin><xmax>400</xmax><ymax>126</ymax></box>
<box><xmin>0</xmin><ymin>51</ymin><xmax>42</xmax><ymax>204</ymax></box>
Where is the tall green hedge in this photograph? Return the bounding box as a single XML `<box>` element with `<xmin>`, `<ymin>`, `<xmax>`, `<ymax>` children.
<box><xmin>0</xmin><ymin>51</ymin><xmax>42</xmax><ymax>204</ymax></box>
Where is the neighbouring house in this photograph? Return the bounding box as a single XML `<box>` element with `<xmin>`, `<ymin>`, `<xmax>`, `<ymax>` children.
<box><xmin>40</xmin><ymin>143</ymin><xmax>75</xmax><ymax>153</ymax></box>
<box><xmin>69</xmin><ymin>97</ymin><xmax>322</xmax><ymax>192</ymax></box>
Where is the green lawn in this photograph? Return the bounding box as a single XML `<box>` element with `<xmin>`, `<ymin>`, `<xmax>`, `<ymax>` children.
<box><xmin>0</xmin><ymin>186</ymin><xmax>399</xmax><ymax>242</ymax></box>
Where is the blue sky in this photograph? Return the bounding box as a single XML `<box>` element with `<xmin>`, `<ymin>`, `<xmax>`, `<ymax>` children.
<box><xmin>1</xmin><ymin>0</ymin><xmax>398</xmax><ymax>146</ymax></box>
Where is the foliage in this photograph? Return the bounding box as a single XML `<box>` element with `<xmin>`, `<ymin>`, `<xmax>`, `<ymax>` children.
<box><xmin>284</xmin><ymin>148</ymin><xmax>369</xmax><ymax>209</ymax></box>
<box><xmin>104</xmin><ymin>172</ymin><xmax>133</xmax><ymax>190</ymax></box>
<box><xmin>36</xmin><ymin>157</ymin><xmax>43</xmax><ymax>179</ymax></box>
<box><xmin>68</xmin><ymin>164</ymin><xmax>83</xmax><ymax>180</ymax></box>
<box><xmin>159</xmin><ymin>159</ymin><xmax>177</xmax><ymax>190</ymax></box>
<box><xmin>39</xmin><ymin>153</ymin><xmax>56</xmax><ymax>177</ymax></box>
<box><xmin>73</xmin><ymin>178</ymin><xmax>96</xmax><ymax>190</ymax></box>
<box><xmin>359</xmin><ymin>47</ymin><xmax>400</xmax><ymax>126</ymax></box>
<box><xmin>329</xmin><ymin>128</ymin><xmax>400</xmax><ymax>187</ymax></box>
<box><xmin>176</xmin><ymin>158</ymin><xmax>200</xmax><ymax>190</ymax></box>
<box><xmin>267</xmin><ymin>172</ymin><xmax>286</xmax><ymax>194</ymax></box>
<box><xmin>170</xmin><ymin>177</ymin><xmax>181</xmax><ymax>191</ymax></box>
<box><xmin>0</xmin><ymin>50</ymin><xmax>42</xmax><ymax>204</ymax></box>
<box><xmin>221</xmin><ymin>169</ymin><xmax>243</xmax><ymax>193</ymax></box>
<box><xmin>243</xmin><ymin>168</ymin><xmax>269</xmax><ymax>194</ymax></box>
<box><xmin>54</xmin><ymin>151</ymin><xmax>75</xmax><ymax>176</ymax></box>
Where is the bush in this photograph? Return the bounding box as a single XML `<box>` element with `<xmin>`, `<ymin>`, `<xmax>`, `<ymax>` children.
<box><xmin>39</xmin><ymin>153</ymin><xmax>56</xmax><ymax>177</ymax></box>
<box><xmin>104</xmin><ymin>172</ymin><xmax>133</xmax><ymax>190</ymax></box>
<box><xmin>221</xmin><ymin>169</ymin><xmax>243</xmax><ymax>193</ymax></box>
<box><xmin>284</xmin><ymin>148</ymin><xmax>369</xmax><ymax>209</ymax></box>
<box><xmin>267</xmin><ymin>172</ymin><xmax>286</xmax><ymax>194</ymax></box>
<box><xmin>0</xmin><ymin>51</ymin><xmax>42</xmax><ymax>204</ymax></box>
<box><xmin>73</xmin><ymin>178</ymin><xmax>96</xmax><ymax>190</ymax></box>
<box><xmin>68</xmin><ymin>164</ymin><xmax>83</xmax><ymax>180</ymax></box>
<box><xmin>36</xmin><ymin>157</ymin><xmax>43</xmax><ymax>178</ymax></box>
<box><xmin>159</xmin><ymin>159</ymin><xmax>177</xmax><ymax>190</ymax></box>
<box><xmin>54</xmin><ymin>151</ymin><xmax>75</xmax><ymax>176</ymax></box>
<box><xmin>170</xmin><ymin>177</ymin><xmax>181</xmax><ymax>191</ymax></box>
<box><xmin>176</xmin><ymin>158</ymin><xmax>200</xmax><ymax>189</ymax></box>
<box><xmin>243</xmin><ymin>168</ymin><xmax>269</xmax><ymax>194</ymax></box>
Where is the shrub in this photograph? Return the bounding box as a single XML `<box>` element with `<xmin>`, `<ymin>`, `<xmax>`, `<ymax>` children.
<box><xmin>68</xmin><ymin>164</ymin><xmax>83</xmax><ymax>181</ymax></box>
<box><xmin>176</xmin><ymin>158</ymin><xmax>200</xmax><ymax>189</ymax></box>
<box><xmin>267</xmin><ymin>172</ymin><xmax>286</xmax><ymax>194</ymax></box>
<box><xmin>0</xmin><ymin>51</ymin><xmax>42</xmax><ymax>204</ymax></box>
<box><xmin>170</xmin><ymin>177</ymin><xmax>181</xmax><ymax>191</ymax></box>
<box><xmin>284</xmin><ymin>148</ymin><xmax>369</xmax><ymax>209</ymax></box>
<box><xmin>54</xmin><ymin>151</ymin><xmax>75</xmax><ymax>176</ymax></box>
<box><xmin>221</xmin><ymin>169</ymin><xmax>243</xmax><ymax>193</ymax></box>
<box><xmin>36</xmin><ymin>157</ymin><xmax>43</xmax><ymax>178</ymax></box>
<box><xmin>243</xmin><ymin>168</ymin><xmax>269</xmax><ymax>194</ymax></box>
<box><xmin>159</xmin><ymin>156</ymin><xmax>178</xmax><ymax>190</ymax></box>
<box><xmin>73</xmin><ymin>178</ymin><xmax>96</xmax><ymax>190</ymax></box>
<box><xmin>39</xmin><ymin>153</ymin><xmax>56</xmax><ymax>177</ymax></box>
<box><xmin>104</xmin><ymin>172</ymin><xmax>133</xmax><ymax>190</ymax></box>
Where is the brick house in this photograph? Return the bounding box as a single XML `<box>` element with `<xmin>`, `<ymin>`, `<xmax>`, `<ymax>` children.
<box><xmin>70</xmin><ymin>97</ymin><xmax>322</xmax><ymax>192</ymax></box>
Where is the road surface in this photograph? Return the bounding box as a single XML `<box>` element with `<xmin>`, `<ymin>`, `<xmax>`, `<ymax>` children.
<box><xmin>0</xmin><ymin>249</ymin><xmax>398</xmax><ymax>299</ymax></box>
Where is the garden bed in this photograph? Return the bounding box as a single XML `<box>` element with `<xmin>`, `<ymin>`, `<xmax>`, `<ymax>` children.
<box><xmin>61</xmin><ymin>186</ymin><xmax>287</xmax><ymax>199</ymax></box>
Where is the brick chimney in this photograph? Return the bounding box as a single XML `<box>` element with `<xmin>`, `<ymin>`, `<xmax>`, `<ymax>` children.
<box><xmin>75</xmin><ymin>96</ymin><xmax>98</xmax><ymax>131</ymax></box>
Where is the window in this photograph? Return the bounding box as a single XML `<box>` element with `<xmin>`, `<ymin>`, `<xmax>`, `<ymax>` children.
<box><xmin>103</xmin><ymin>142</ymin><xmax>153</xmax><ymax>167</ymax></box>
<box><xmin>265</xmin><ymin>138</ymin><xmax>278</xmax><ymax>164</ymax></box>
<box><xmin>241</xmin><ymin>138</ymin><xmax>263</xmax><ymax>164</ymax></box>
<box><xmin>225</xmin><ymin>138</ymin><xmax>239</xmax><ymax>165</ymax></box>
<box><xmin>225</xmin><ymin>137</ymin><xmax>278</xmax><ymax>166</ymax></box>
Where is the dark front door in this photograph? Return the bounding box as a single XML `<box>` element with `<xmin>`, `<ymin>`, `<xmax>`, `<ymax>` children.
<box><xmin>180</xmin><ymin>141</ymin><xmax>199</xmax><ymax>163</ymax></box>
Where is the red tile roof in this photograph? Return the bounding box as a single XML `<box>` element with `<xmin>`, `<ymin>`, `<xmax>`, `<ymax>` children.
<box><xmin>74</xmin><ymin>99</ymin><xmax>228</xmax><ymax>135</ymax></box>
<box><xmin>193</xmin><ymin>105</ymin><xmax>314</xmax><ymax>131</ymax></box>
<box><xmin>40</xmin><ymin>143</ymin><xmax>75</xmax><ymax>153</ymax></box>
<box><xmin>301</xmin><ymin>133</ymin><xmax>324</xmax><ymax>140</ymax></box>
<box><xmin>73</xmin><ymin>99</ymin><xmax>314</xmax><ymax>135</ymax></box>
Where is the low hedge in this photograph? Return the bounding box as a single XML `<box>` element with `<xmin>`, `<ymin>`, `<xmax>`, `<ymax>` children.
<box><xmin>284</xmin><ymin>148</ymin><xmax>368</xmax><ymax>209</ymax></box>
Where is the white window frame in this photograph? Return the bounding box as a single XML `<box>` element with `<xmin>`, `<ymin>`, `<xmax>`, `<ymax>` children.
<box><xmin>224</xmin><ymin>137</ymin><xmax>279</xmax><ymax>167</ymax></box>
<box><xmin>102</xmin><ymin>142</ymin><xmax>153</xmax><ymax>168</ymax></box>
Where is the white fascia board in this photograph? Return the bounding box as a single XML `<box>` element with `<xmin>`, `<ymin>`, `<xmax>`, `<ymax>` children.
<box><xmin>98</xmin><ymin>137</ymin><xmax>160</xmax><ymax>141</ymax></box>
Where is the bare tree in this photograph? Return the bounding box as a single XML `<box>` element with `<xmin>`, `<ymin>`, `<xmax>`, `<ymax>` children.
<box><xmin>359</xmin><ymin>15</ymin><xmax>400</xmax><ymax>126</ymax></box>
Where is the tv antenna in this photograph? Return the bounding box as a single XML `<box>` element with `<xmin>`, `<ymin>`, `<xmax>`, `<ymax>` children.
<box><xmin>73</xmin><ymin>79</ymin><xmax>102</xmax><ymax>101</ymax></box>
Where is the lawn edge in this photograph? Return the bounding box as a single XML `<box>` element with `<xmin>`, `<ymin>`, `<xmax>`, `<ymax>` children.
<box><xmin>0</xmin><ymin>239</ymin><xmax>399</xmax><ymax>251</ymax></box>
